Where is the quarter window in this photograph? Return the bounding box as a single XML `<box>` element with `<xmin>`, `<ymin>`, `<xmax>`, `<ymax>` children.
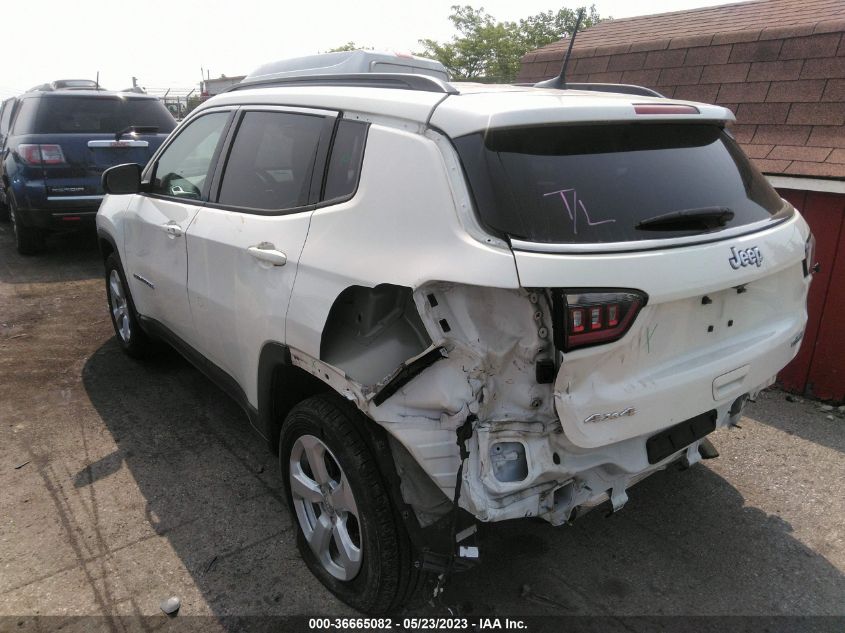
<box><xmin>217</xmin><ymin>111</ymin><xmax>325</xmax><ymax>211</ymax></box>
<box><xmin>323</xmin><ymin>120</ymin><xmax>368</xmax><ymax>201</ymax></box>
<box><xmin>150</xmin><ymin>112</ymin><xmax>230</xmax><ymax>200</ymax></box>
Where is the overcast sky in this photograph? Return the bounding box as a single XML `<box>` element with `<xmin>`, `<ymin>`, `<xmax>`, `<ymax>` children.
<box><xmin>0</xmin><ymin>0</ymin><xmax>741</xmax><ymax>98</ymax></box>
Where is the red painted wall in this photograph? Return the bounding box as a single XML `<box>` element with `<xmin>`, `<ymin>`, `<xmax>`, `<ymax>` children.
<box><xmin>777</xmin><ymin>188</ymin><xmax>845</xmax><ymax>402</ymax></box>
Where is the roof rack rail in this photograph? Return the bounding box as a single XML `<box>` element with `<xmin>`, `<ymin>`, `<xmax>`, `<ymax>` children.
<box><xmin>565</xmin><ymin>83</ymin><xmax>665</xmax><ymax>98</ymax></box>
<box><xmin>227</xmin><ymin>73</ymin><xmax>459</xmax><ymax>95</ymax></box>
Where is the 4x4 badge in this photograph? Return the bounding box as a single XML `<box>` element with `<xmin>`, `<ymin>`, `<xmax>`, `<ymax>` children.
<box><xmin>728</xmin><ymin>246</ymin><xmax>763</xmax><ymax>269</ymax></box>
<box><xmin>584</xmin><ymin>407</ymin><xmax>636</xmax><ymax>424</ymax></box>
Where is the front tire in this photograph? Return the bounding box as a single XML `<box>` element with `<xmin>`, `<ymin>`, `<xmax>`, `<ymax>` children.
<box><xmin>105</xmin><ymin>253</ymin><xmax>153</xmax><ymax>358</ymax></box>
<box><xmin>280</xmin><ymin>394</ymin><xmax>427</xmax><ymax>614</ymax></box>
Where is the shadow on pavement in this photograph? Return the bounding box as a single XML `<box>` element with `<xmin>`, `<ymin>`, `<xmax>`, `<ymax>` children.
<box><xmin>746</xmin><ymin>390</ymin><xmax>845</xmax><ymax>455</ymax></box>
<box><xmin>0</xmin><ymin>223</ymin><xmax>101</xmax><ymax>285</ymax></box>
<box><xmin>82</xmin><ymin>339</ymin><xmax>845</xmax><ymax>618</ymax></box>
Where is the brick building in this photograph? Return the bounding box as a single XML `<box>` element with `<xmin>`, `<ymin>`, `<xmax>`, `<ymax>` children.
<box><xmin>519</xmin><ymin>0</ymin><xmax>845</xmax><ymax>400</ymax></box>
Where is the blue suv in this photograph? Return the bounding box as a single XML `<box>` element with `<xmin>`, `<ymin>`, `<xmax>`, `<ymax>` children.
<box><xmin>0</xmin><ymin>81</ymin><xmax>176</xmax><ymax>254</ymax></box>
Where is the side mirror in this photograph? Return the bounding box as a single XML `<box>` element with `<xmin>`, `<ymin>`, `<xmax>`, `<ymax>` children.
<box><xmin>102</xmin><ymin>163</ymin><xmax>142</xmax><ymax>195</ymax></box>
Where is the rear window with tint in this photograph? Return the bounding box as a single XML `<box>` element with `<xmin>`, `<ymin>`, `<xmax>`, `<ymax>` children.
<box><xmin>217</xmin><ymin>111</ymin><xmax>325</xmax><ymax>211</ymax></box>
<box><xmin>28</xmin><ymin>96</ymin><xmax>176</xmax><ymax>134</ymax></box>
<box><xmin>453</xmin><ymin>124</ymin><xmax>787</xmax><ymax>245</ymax></box>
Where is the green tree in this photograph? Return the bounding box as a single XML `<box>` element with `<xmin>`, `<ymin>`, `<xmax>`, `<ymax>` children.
<box><xmin>185</xmin><ymin>94</ymin><xmax>203</xmax><ymax>117</ymax></box>
<box><xmin>324</xmin><ymin>42</ymin><xmax>372</xmax><ymax>53</ymax></box>
<box><xmin>419</xmin><ymin>5</ymin><xmax>604</xmax><ymax>82</ymax></box>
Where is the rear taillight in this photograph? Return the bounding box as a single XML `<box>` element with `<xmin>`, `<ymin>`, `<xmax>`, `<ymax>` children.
<box><xmin>17</xmin><ymin>144</ymin><xmax>65</xmax><ymax>165</ymax></box>
<box><xmin>40</xmin><ymin>144</ymin><xmax>65</xmax><ymax>164</ymax></box>
<box><xmin>554</xmin><ymin>290</ymin><xmax>647</xmax><ymax>351</ymax></box>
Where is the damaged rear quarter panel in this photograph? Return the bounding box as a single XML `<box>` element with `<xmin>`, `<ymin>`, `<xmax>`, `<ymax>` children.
<box><xmin>284</xmin><ymin>121</ymin><xmax>552</xmax><ymax>503</ymax></box>
<box><xmin>284</xmin><ymin>123</ymin><xmax>520</xmax><ymax>359</ymax></box>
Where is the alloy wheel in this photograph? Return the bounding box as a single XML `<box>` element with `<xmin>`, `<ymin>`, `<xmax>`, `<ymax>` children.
<box><xmin>108</xmin><ymin>269</ymin><xmax>131</xmax><ymax>343</ymax></box>
<box><xmin>9</xmin><ymin>202</ymin><xmax>17</xmax><ymax>240</ymax></box>
<box><xmin>289</xmin><ymin>434</ymin><xmax>363</xmax><ymax>581</ymax></box>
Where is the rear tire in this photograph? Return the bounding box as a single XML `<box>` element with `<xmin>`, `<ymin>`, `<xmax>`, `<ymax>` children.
<box><xmin>0</xmin><ymin>190</ymin><xmax>9</xmax><ymax>222</ymax></box>
<box><xmin>105</xmin><ymin>253</ymin><xmax>154</xmax><ymax>358</ymax></box>
<box><xmin>280</xmin><ymin>394</ymin><xmax>428</xmax><ymax>614</ymax></box>
<box><xmin>9</xmin><ymin>197</ymin><xmax>44</xmax><ymax>255</ymax></box>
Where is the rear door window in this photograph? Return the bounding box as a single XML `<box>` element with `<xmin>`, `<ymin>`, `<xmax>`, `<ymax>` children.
<box><xmin>216</xmin><ymin>111</ymin><xmax>325</xmax><ymax>211</ymax></box>
<box><xmin>454</xmin><ymin>123</ymin><xmax>787</xmax><ymax>245</ymax></box>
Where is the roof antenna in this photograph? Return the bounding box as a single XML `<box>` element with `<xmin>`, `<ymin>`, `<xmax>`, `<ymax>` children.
<box><xmin>95</xmin><ymin>71</ymin><xmax>100</xmax><ymax>91</ymax></box>
<box><xmin>534</xmin><ymin>8</ymin><xmax>585</xmax><ymax>90</ymax></box>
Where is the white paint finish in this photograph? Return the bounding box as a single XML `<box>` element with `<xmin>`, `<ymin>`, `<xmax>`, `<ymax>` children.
<box><xmin>538</xmin><ymin>231</ymin><xmax>812</xmax><ymax>449</ymax></box>
<box><xmin>284</xmin><ymin>123</ymin><xmax>519</xmax><ymax>359</ymax></box>
<box><xmin>512</xmin><ymin>212</ymin><xmax>809</xmax><ymax>303</ymax></box>
<box><xmin>122</xmin><ymin>194</ymin><xmax>201</xmax><ymax>341</ymax></box>
<box><xmin>424</xmin><ymin>129</ymin><xmax>509</xmax><ymax>251</ymax></box>
<box><xmin>186</xmin><ymin>206</ymin><xmax>312</xmax><ymax>405</ymax></box>
<box><xmin>767</xmin><ymin>175</ymin><xmax>845</xmax><ymax>195</ymax></box>
<box><xmin>95</xmin><ymin>193</ymin><xmax>125</xmax><ymax>251</ymax></box>
<box><xmin>712</xmin><ymin>364</ymin><xmax>750</xmax><ymax>401</ymax></box>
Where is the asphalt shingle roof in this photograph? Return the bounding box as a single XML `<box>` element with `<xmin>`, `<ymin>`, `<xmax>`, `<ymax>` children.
<box><xmin>519</xmin><ymin>0</ymin><xmax>845</xmax><ymax>179</ymax></box>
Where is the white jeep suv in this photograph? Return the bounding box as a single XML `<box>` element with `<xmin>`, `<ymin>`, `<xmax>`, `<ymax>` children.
<box><xmin>96</xmin><ymin>52</ymin><xmax>814</xmax><ymax>614</ymax></box>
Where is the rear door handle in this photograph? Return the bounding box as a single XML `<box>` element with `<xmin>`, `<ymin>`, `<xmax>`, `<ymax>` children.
<box><xmin>161</xmin><ymin>221</ymin><xmax>183</xmax><ymax>238</ymax></box>
<box><xmin>247</xmin><ymin>242</ymin><xmax>287</xmax><ymax>266</ymax></box>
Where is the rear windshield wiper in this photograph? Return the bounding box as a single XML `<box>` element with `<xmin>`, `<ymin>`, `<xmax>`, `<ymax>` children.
<box><xmin>636</xmin><ymin>207</ymin><xmax>734</xmax><ymax>231</ymax></box>
<box><xmin>115</xmin><ymin>125</ymin><xmax>160</xmax><ymax>141</ymax></box>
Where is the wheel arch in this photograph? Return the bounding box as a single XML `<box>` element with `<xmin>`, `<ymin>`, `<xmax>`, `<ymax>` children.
<box><xmin>258</xmin><ymin>342</ymin><xmax>332</xmax><ymax>453</ymax></box>
<box><xmin>97</xmin><ymin>229</ymin><xmax>118</xmax><ymax>262</ymax></box>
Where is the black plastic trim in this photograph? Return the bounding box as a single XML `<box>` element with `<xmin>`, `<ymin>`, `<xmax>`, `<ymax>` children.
<box><xmin>646</xmin><ymin>410</ymin><xmax>717</xmax><ymax>465</ymax></box>
<box><xmin>318</xmin><ymin>118</ymin><xmax>370</xmax><ymax>205</ymax></box>
<box><xmin>96</xmin><ymin>229</ymin><xmax>118</xmax><ymax>259</ymax></box>
<box><xmin>256</xmin><ymin>342</ymin><xmax>293</xmax><ymax>447</ymax></box>
<box><xmin>373</xmin><ymin>347</ymin><xmax>447</xmax><ymax>406</ymax></box>
<box><xmin>138</xmin><ymin>316</ymin><xmax>261</xmax><ymax>433</ymax></box>
<box><xmin>566</xmin><ymin>83</ymin><xmax>665</xmax><ymax>97</ymax></box>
